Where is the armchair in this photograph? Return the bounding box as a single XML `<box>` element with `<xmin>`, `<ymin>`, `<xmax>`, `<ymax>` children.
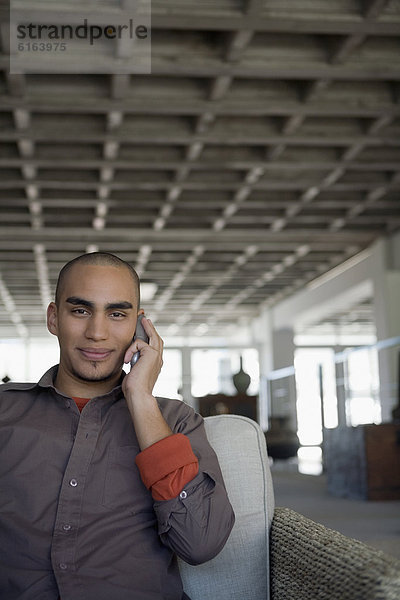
<box><xmin>178</xmin><ymin>415</ymin><xmax>400</xmax><ymax>600</ymax></box>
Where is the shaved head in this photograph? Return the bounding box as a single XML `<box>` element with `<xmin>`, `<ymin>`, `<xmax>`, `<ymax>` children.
<box><xmin>55</xmin><ymin>252</ymin><xmax>140</xmax><ymax>308</ymax></box>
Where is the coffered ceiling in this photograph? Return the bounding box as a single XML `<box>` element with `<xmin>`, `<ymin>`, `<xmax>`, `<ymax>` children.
<box><xmin>0</xmin><ymin>0</ymin><xmax>399</xmax><ymax>339</ymax></box>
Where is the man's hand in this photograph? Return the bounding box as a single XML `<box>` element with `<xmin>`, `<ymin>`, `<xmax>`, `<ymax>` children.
<box><xmin>123</xmin><ymin>317</ymin><xmax>163</xmax><ymax>399</ymax></box>
<box><xmin>122</xmin><ymin>317</ymin><xmax>172</xmax><ymax>450</ymax></box>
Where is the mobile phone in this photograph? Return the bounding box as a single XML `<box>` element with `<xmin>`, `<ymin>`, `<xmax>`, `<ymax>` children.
<box><xmin>130</xmin><ymin>314</ymin><xmax>149</xmax><ymax>367</ymax></box>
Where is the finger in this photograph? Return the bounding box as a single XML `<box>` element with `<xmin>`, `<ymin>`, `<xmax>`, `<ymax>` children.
<box><xmin>123</xmin><ymin>338</ymin><xmax>147</xmax><ymax>364</ymax></box>
<box><xmin>142</xmin><ymin>318</ymin><xmax>163</xmax><ymax>352</ymax></box>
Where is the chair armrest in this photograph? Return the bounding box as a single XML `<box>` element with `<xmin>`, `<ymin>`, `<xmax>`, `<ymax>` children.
<box><xmin>270</xmin><ymin>506</ymin><xmax>400</xmax><ymax>600</ymax></box>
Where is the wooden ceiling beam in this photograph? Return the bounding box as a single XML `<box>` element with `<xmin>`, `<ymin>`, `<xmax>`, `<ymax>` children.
<box><xmin>1</xmin><ymin>179</ymin><xmax>399</xmax><ymax>193</ymax></box>
<box><xmin>2</xmin><ymin>53</ymin><xmax>400</xmax><ymax>80</ymax></box>
<box><xmin>0</xmin><ymin>225</ymin><xmax>377</xmax><ymax>243</ymax></box>
<box><xmin>1</xmin><ymin>130</ymin><xmax>399</xmax><ymax>147</ymax></box>
<box><xmin>6</xmin><ymin>6</ymin><xmax>400</xmax><ymax>35</ymax></box>
<box><xmin>2</xmin><ymin>158</ymin><xmax>398</xmax><ymax>171</ymax></box>
<box><xmin>1</xmin><ymin>95</ymin><xmax>399</xmax><ymax>118</ymax></box>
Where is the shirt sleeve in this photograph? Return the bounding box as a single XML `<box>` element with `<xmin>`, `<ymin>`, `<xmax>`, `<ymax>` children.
<box><xmin>149</xmin><ymin>401</ymin><xmax>235</xmax><ymax>566</ymax></box>
<box><xmin>135</xmin><ymin>433</ymin><xmax>199</xmax><ymax>501</ymax></box>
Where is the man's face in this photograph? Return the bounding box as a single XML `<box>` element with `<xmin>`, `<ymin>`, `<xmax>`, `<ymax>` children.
<box><xmin>47</xmin><ymin>263</ymin><xmax>140</xmax><ymax>388</ymax></box>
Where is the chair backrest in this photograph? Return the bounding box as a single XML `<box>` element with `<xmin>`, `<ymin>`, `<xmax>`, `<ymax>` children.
<box><xmin>178</xmin><ymin>414</ymin><xmax>274</xmax><ymax>600</ymax></box>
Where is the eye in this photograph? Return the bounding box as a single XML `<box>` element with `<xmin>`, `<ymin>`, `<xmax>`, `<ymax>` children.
<box><xmin>72</xmin><ymin>308</ymin><xmax>89</xmax><ymax>316</ymax></box>
<box><xmin>110</xmin><ymin>311</ymin><xmax>125</xmax><ymax>318</ymax></box>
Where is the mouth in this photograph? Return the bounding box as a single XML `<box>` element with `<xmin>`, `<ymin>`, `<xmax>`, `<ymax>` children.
<box><xmin>78</xmin><ymin>348</ymin><xmax>113</xmax><ymax>361</ymax></box>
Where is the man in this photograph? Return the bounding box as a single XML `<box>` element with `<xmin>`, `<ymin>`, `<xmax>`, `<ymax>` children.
<box><xmin>0</xmin><ymin>252</ymin><xmax>235</xmax><ymax>600</ymax></box>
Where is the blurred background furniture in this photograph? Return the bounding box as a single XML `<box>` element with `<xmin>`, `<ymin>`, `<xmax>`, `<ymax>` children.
<box><xmin>178</xmin><ymin>415</ymin><xmax>400</xmax><ymax>600</ymax></box>
<box><xmin>324</xmin><ymin>422</ymin><xmax>400</xmax><ymax>500</ymax></box>
<box><xmin>196</xmin><ymin>392</ymin><xmax>257</xmax><ymax>421</ymax></box>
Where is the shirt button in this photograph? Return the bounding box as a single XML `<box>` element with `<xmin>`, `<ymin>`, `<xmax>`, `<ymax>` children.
<box><xmin>179</xmin><ymin>490</ymin><xmax>187</xmax><ymax>500</ymax></box>
<box><xmin>69</xmin><ymin>479</ymin><xmax>78</xmax><ymax>487</ymax></box>
<box><xmin>59</xmin><ymin>563</ymin><xmax>68</xmax><ymax>570</ymax></box>
<box><xmin>62</xmin><ymin>524</ymin><xmax>71</xmax><ymax>531</ymax></box>
<box><xmin>65</xmin><ymin>400</ymin><xmax>71</xmax><ymax>408</ymax></box>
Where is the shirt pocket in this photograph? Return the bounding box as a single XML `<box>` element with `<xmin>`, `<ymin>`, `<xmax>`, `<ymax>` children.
<box><xmin>102</xmin><ymin>445</ymin><xmax>153</xmax><ymax>513</ymax></box>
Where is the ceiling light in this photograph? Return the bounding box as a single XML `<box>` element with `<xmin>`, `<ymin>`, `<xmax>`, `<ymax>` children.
<box><xmin>322</xmin><ymin>168</ymin><xmax>344</xmax><ymax>187</ymax></box>
<box><xmin>104</xmin><ymin>141</ymin><xmax>119</xmax><ymax>159</ymax></box>
<box><xmin>98</xmin><ymin>185</ymin><xmax>109</xmax><ymax>200</ymax></box>
<box><xmin>17</xmin><ymin>323</ymin><xmax>29</xmax><ymax>338</ymax></box>
<box><xmin>107</xmin><ymin>111</ymin><xmax>123</xmax><ymax>130</ymax></box>
<box><xmin>224</xmin><ymin>204</ymin><xmax>237</xmax><ymax>217</ymax></box>
<box><xmin>168</xmin><ymin>186</ymin><xmax>181</xmax><ymax>202</ymax></box>
<box><xmin>96</xmin><ymin>202</ymin><xmax>108</xmax><ymax>217</ymax></box>
<box><xmin>19</xmin><ymin>139</ymin><xmax>34</xmax><ymax>156</ymax></box>
<box><xmin>172</xmin><ymin>273</ymin><xmax>186</xmax><ymax>286</ymax></box>
<box><xmin>367</xmin><ymin>186</ymin><xmax>386</xmax><ymax>202</ymax></box>
<box><xmin>213</xmin><ymin>218</ymin><xmax>225</xmax><ymax>231</ymax></box>
<box><xmin>153</xmin><ymin>217</ymin><xmax>165</xmax><ymax>231</ymax></box>
<box><xmin>14</xmin><ymin>109</ymin><xmax>30</xmax><ymax>129</ymax></box>
<box><xmin>167</xmin><ymin>324</ymin><xmax>180</xmax><ymax>336</ymax></box>
<box><xmin>32</xmin><ymin>217</ymin><xmax>42</xmax><ymax>229</ymax></box>
<box><xmin>93</xmin><ymin>217</ymin><xmax>105</xmax><ymax>230</ymax></box>
<box><xmin>271</xmin><ymin>218</ymin><xmax>286</xmax><ymax>231</ymax></box>
<box><xmin>283</xmin><ymin>255</ymin><xmax>296</xmax><ymax>267</ymax></box>
<box><xmin>296</xmin><ymin>244</ymin><xmax>310</xmax><ymax>257</ymax></box>
<box><xmin>140</xmin><ymin>282</ymin><xmax>158</xmax><ymax>301</ymax></box>
<box><xmin>286</xmin><ymin>204</ymin><xmax>300</xmax><ymax>218</ymax></box>
<box><xmin>176</xmin><ymin>314</ymin><xmax>189</xmax><ymax>326</ymax></box>
<box><xmin>101</xmin><ymin>168</ymin><xmax>114</xmax><ymax>182</ymax></box>
<box><xmin>86</xmin><ymin>244</ymin><xmax>99</xmax><ymax>254</ymax></box>
<box><xmin>29</xmin><ymin>201</ymin><xmax>42</xmax><ymax>215</ymax></box>
<box><xmin>26</xmin><ymin>184</ymin><xmax>38</xmax><ymax>199</ymax></box>
<box><xmin>22</xmin><ymin>165</ymin><xmax>37</xmax><ymax>179</ymax></box>
<box><xmin>195</xmin><ymin>323</ymin><xmax>209</xmax><ymax>336</ymax></box>
<box><xmin>235</xmin><ymin>254</ymin><xmax>247</xmax><ymax>266</ymax></box>
<box><xmin>193</xmin><ymin>245</ymin><xmax>204</xmax><ymax>257</ymax></box>
<box><xmin>161</xmin><ymin>204</ymin><xmax>173</xmax><ymax>218</ymax></box>
<box><xmin>245</xmin><ymin>244</ymin><xmax>258</xmax><ymax>256</ymax></box>
<box><xmin>330</xmin><ymin>218</ymin><xmax>345</xmax><ymax>230</ymax></box>
<box><xmin>246</xmin><ymin>168</ymin><xmax>263</xmax><ymax>185</ymax></box>
<box><xmin>302</xmin><ymin>187</ymin><xmax>319</xmax><ymax>202</ymax></box>
<box><xmin>235</xmin><ymin>186</ymin><xmax>251</xmax><ymax>202</ymax></box>
<box><xmin>187</xmin><ymin>142</ymin><xmax>203</xmax><ymax>161</ymax></box>
<box><xmin>139</xmin><ymin>245</ymin><xmax>152</xmax><ymax>258</ymax></box>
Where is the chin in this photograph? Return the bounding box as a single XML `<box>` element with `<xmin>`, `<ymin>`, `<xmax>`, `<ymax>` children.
<box><xmin>72</xmin><ymin>363</ymin><xmax>120</xmax><ymax>384</ymax></box>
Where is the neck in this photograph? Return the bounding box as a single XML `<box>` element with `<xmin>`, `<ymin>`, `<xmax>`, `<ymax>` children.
<box><xmin>54</xmin><ymin>364</ymin><xmax>122</xmax><ymax>399</ymax></box>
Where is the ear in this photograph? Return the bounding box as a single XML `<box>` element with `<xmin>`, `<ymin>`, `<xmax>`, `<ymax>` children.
<box><xmin>47</xmin><ymin>302</ymin><xmax>58</xmax><ymax>336</ymax></box>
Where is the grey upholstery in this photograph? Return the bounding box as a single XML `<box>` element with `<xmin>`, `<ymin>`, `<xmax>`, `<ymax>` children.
<box><xmin>179</xmin><ymin>414</ymin><xmax>274</xmax><ymax>600</ymax></box>
<box><xmin>178</xmin><ymin>414</ymin><xmax>400</xmax><ymax>600</ymax></box>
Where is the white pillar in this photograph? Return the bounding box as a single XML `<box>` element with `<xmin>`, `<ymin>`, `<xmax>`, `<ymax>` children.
<box><xmin>270</xmin><ymin>327</ymin><xmax>297</xmax><ymax>434</ymax></box>
<box><xmin>251</xmin><ymin>310</ymin><xmax>273</xmax><ymax>428</ymax></box>
<box><xmin>371</xmin><ymin>238</ymin><xmax>400</xmax><ymax>422</ymax></box>
<box><xmin>253</xmin><ymin>309</ymin><xmax>297</xmax><ymax>432</ymax></box>
<box><xmin>334</xmin><ymin>349</ymin><xmax>347</xmax><ymax>427</ymax></box>
<box><xmin>181</xmin><ymin>346</ymin><xmax>197</xmax><ymax>411</ymax></box>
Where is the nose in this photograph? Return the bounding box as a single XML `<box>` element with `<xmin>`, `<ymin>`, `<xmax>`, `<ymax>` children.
<box><xmin>84</xmin><ymin>313</ymin><xmax>108</xmax><ymax>341</ymax></box>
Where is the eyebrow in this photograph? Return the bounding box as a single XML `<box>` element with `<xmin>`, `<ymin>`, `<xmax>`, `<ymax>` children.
<box><xmin>66</xmin><ymin>297</ymin><xmax>133</xmax><ymax>310</ymax></box>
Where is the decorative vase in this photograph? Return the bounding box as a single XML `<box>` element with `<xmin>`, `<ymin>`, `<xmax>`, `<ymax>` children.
<box><xmin>233</xmin><ymin>356</ymin><xmax>251</xmax><ymax>394</ymax></box>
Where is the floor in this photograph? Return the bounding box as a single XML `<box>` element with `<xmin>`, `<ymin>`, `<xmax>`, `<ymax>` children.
<box><xmin>271</xmin><ymin>462</ymin><xmax>400</xmax><ymax>560</ymax></box>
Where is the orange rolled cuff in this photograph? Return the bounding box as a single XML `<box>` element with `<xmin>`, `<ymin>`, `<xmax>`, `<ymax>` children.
<box><xmin>135</xmin><ymin>433</ymin><xmax>199</xmax><ymax>501</ymax></box>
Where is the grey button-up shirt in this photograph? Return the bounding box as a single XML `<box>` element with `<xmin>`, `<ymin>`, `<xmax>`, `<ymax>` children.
<box><xmin>0</xmin><ymin>366</ymin><xmax>234</xmax><ymax>600</ymax></box>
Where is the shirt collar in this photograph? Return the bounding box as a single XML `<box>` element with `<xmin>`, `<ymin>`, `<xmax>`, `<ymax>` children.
<box><xmin>2</xmin><ymin>365</ymin><xmax>126</xmax><ymax>404</ymax></box>
<box><xmin>38</xmin><ymin>365</ymin><xmax>126</xmax><ymax>402</ymax></box>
